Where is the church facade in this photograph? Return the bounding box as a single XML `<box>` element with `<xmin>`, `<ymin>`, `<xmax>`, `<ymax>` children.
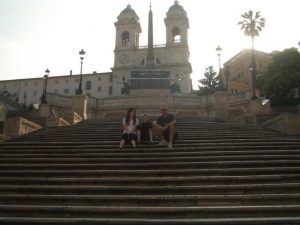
<box><xmin>112</xmin><ymin>1</ymin><xmax>192</xmax><ymax>96</ymax></box>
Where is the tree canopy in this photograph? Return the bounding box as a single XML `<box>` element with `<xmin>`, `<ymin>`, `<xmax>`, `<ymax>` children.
<box><xmin>198</xmin><ymin>66</ymin><xmax>219</xmax><ymax>95</ymax></box>
<box><xmin>237</xmin><ymin>10</ymin><xmax>265</xmax><ymax>40</ymax></box>
<box><xmin>259</xmin><ymin>48</ymin><xmax>300</xmax><ymax>102</ymax></box>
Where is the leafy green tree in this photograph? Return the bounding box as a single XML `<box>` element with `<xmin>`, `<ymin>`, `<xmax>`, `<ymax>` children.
<box><xmin>238</xmin><ymin>10</ymin><xmax>265</xmax><ymax>99</ymax></box>
<box><xmin>260</xmin><ymin>48</ymin><xmax>300</xmax><ymax>103</ymax></box>
<box><xmin>198</xmin><ymin>66</ymin><xmax>219</xmax><ymax>95</ymax></box>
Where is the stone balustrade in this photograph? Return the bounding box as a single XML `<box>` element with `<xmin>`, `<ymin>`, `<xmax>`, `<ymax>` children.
<box><xmin>229</xmin><ymin>92</ymin><xmax>251</xmax><ymax>104</ymax></box>
<box><xmin>96</xmin><ymin>94</ymin><xmax>213</xmax><ymax>109</ymax></box>
<box><xmin>3</xmin><ymin>117</ymin><xmax>41</xmax><ymax>138</ymax></box>
<box><xmin>47</xmin><ymin>93</ymin><xmax>73</xmax><ymax>107</ymax></box>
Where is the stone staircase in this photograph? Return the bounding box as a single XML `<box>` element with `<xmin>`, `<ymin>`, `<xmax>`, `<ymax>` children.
<box><xmin>0</xmin><ymin>118</ymin><xmax>300</xmax><ymax>224</ymax></box>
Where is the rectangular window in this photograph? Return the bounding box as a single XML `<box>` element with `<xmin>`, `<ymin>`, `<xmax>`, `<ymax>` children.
<box><xmin>66</xmin><ymin>79</ymin><xmax>69</xmax><ymax>83</ymax></box>
<box><xmin>97</xmin><ymin>86</ymin><xmax>101</xmax><ymax>92</ymax></box>
<box><xmin>98</xmin><ymin>77</ymin><xmax>101</xmax><ymax>81</ymax></box>
<box><xmin>64</xmin><ymin>89</ymin><xmax>69</xmax><ymax>94</ymax></box>
<box><xmin>33</xmin><ymin>91</ymin><xmax>37</xmax><ymax>96</ymax></box>
<box><xmin>109</xmin><ymin>86</ymin><xmax>113</xmax><ymax>96</ymax></box>
<box><xmin>109</xmin><ymin>74</ymin><xmax>113</xmax><ymax>83</ymax></box>
<box><xmin>34</xmin><ymin>81</ymin><xmax>38</xmax><ymax>86</ymax></box>
<box><xmin>25</xmin><ymin>82</ymin><xmax>28</xmax><ymax>86</ymax></box>
<box><xmin>75</xmin><ymin>79</ymin><xmax>79</xmax><ymax>83</ymax></box>
<box><xmin>86</xmin><ymin>81</ymin><xmax>92</xmax><ymax>90</ymax></box>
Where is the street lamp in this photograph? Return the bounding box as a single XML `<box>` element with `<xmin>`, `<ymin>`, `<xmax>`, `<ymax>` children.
<box><xmin>298</xmin><ymin>40</ymin><xmax>300</xmax><ymax>50</ymax></box>
<box><xmin>216</xmin><ymin>45</ymin><xmax>222</xmax><ymax>71</ymax></box>
<box><xmin>41</xmin><ymin>68</ymin><xmax>50</xmax><ymax>104</ymax></box>
<box><xmin>77</xmin><ymin>49</ymin><xmax>86</xmax><ymax>95</ymax></box>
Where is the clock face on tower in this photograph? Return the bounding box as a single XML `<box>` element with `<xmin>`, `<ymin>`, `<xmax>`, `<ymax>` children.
<box><xmin>118</xmin><ymin>54</ymin><xmax>129</xmax><ymax>64</ymax></box>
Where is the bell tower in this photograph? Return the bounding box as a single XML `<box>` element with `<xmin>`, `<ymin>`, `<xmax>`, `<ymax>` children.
<box><xmin>114</xmin><ymin>4</ymin><xmax>141</xmax><ymax>67</ymax></box>
<box><xmin>164</xmin><ymin>0</ymin><xmax>192</xmax><ymax>93</ymax></box>
<box><xmin>164</xmin><ymin>0</ymin><xmax>189</xmax><ymax>46</ymax></box>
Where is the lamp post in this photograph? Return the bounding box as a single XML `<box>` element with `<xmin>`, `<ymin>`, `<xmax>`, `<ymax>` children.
<box><xmin>216</xmin><ymin>45</ymin><xmax>222</xmax><ymax>71</ymax></box>
<box><xmin>41</xmin><ymin>68</ymin><xmax>50</xmax><ymax>104</ymax></box>
<box><xmin>77</xmin><ymin>49</ymin><xmax>86</xmax><ymax>95</ymax></box>
<box><xmin>298</xmin><ymin>40</ymin><xmax>300</xmax><ymax>51</ymax></box>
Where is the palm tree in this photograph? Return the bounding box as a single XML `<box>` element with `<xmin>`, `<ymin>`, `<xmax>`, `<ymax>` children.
<box><xmin>238</xmin><ymin>10</ymin><xmax>265</xmax><ymax>99</ymax></box>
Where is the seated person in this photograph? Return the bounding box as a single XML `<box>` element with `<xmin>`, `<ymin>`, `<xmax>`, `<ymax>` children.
<box><xmin>137</xmin><ymin>114</ymin><xmax>153</xmax><ymax>143</ymax></box>
<box><xmin>153</xmin><ymin>105</ymin><xmax>177</xmax><ymax>149</ymax></box>
<box><xmin>120</xmin><ymin>108</ymin><xmax>139</xmax><ymax>149</ymax></box>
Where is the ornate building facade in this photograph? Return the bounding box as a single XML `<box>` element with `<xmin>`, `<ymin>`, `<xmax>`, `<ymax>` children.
<box><xmin>112</xmin><ymin>1</ymin><xmax>192</xmax><ymax>96</ymax></box>
<box><xmin>0</xmin><ymin>1</ymin><xmax>192</xmax><ymax>106</ymax></box>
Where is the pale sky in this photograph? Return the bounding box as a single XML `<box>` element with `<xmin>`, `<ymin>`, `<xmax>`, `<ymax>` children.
<box><xmin>0</xmin><ymin>0</ymin><xmax>299</xmax><ymax>89</ymax></box>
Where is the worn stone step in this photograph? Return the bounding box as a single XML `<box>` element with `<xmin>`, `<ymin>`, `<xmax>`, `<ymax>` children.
<box><xmin>1</xmin><ymin>149</ymin><xmax>300</xmax><ymax>157</ymax></box>
<box><xmin>0</xmin><ymin>160</ymin><xmax>299</xmax><ymax>170</ymax></box>
<box><xmin>0</xmin><ymin>217</ymin><xmax>300</xmax><ymax>225</ymax></box>
<box><xmin>0</xmin><ymin>183</ymin><xmax>299</xmax><ymax>195</ymax></box>
<box><xmin>1</xmin><ymin>154</ymin><xmax>300</xmax><ymax>163</ymax></box>
<box><xmin>0</xmin><ymin>205</ymin><xmax>300</xmax><ymax>219</ymax></box>
<box><xmin>1</xmin><ymin>193</ymin><xmax>300</xmax><ymax>207</ymax></box>
<box><xmin>2</xmin><ymin>141</ymin><xmax>300</xmax><ymax>148</ymax></box>
<box><xmin>0</xmin><ymin>174</ymin><xmax>299</xmax><ymax>185</ymax></box>
<box><xmin>1</xmin><ymin>167</ymin><xmax>299</xmax><ymax>177</ymax></box>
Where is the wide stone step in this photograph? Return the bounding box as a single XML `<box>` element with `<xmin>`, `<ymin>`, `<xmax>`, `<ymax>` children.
<box><xmin>1</xmin><ymin>154</ymin><xmax>300</xmax><ymax>163</ymax></box>
<box><xmin>0</xmin><ymin>205</ymin><xmax>300</xmax><ymax>219</ymax></box>
<box><xmin>0</xmin><ymin>174</ymin><xmax>299</xmax><ymax>185</ymax></box>
<box><xmin>1</xmin><ymin>149</ymin><xmax>299</xmax><ymax>157</ymax></box>
<box><xmin>1</xmin><ymin>167</ymin><xmax>299</xmax><ymax>177</ymax></box>
<box><xmin>2</xmin><ymin>141</ymin><xmax>300</xmax><ymax>148</ymax></box>
<box><xmin>0</xmin><ymin>217</ymin><xmax>300</xmax><ymax>225</ymax></box>
<box><xmin>0</xmin><ymin>183</ymin><xmax>299</xmax><ymax>195</ymax></box>
<box><xmin>1</xmin><ymin>193</ymin><xmax>300</xmax><ymax>207</ymax></box>
<box><xmin>0</xmin><ymin>160</ymin><xmax>299</xmax><ymax>170</ymax></box>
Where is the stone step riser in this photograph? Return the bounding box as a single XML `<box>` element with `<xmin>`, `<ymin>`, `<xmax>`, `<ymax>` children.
<box><xmin>0</xmin><ymin>160</ymin><xmax>299</xmax><ymax>170</ymax></box>
<box><xmin>1</xmin><ymin>195</ymin><xmax>300</xmax><ymax>207</ymax></box>
<box><xmin>0</xmin><ymin>177</ymin><xmax>299</xmax><ymax>186</ymax></box>
<box><xmin>1</xmin><ymin>167</ymin><xmax>299</xmax><ymax>177</ymax></box>
<box><xmin>1</xmin><ymin>155</ymin><xmax>300</xmax><ymax>163</ymax></box>
<box><xmin>0</xmin><ymin>217</ymin><xmax>300</xmax><ymax>225</ymax></box>
<box><xmin>0</xmin><ymin>184</ymin><xmax>299</xmax><ymax>195</ymax></box>
<box><xmin>0</xmin><ymin>205</ymin><xmax>300</xmax><ymax>219</ymax></box>
<box><xmin>1</xmin><ymin>149</ymin><xmax>300</xmax><ymax>156</ymax></box>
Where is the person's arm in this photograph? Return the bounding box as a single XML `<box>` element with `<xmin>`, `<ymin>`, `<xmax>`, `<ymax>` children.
<box><xmin>163</xmin><ymin>115</ymin><xmax>176</xmax><ymax>129</ymax></box>
<box><xmin>153</xmin><ymin>117</ymin><xmax>164</xmax><ymax>129</ymax></box>
<box><xmin>164</xmin><ymin>120</ymin><xmax>176</xmax><ymax>128</ymax></box>
<box><xmin>132</xmin><ymin>119</ymin><xmax>139</xmax><ymax>133</ymax></box>
<box><xmin>123</xmin><ymin>119</ymin><xmax>129</xmax><ymax>133</ymax></box>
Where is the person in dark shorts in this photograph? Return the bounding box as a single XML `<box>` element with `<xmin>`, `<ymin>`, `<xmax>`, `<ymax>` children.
<box><xmin>120</xmin><ymin>108</ymin><xmax>139</xmax><ymax>149</ymax></box>
<box><xmin>137</xmin><ymin>114</ymin><xmax>154</xmax><ymax>144</ymax></box>
<box><xmin>153</xmin><ymin>105</ymin><xmax>177</xmax><ymax>149</ymax></box>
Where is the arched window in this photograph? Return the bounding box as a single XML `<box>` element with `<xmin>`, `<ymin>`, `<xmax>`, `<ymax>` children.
<box><xmin>172</xmin><ymin>27</ymin><xmax>181</xmax><ymax>43</ymax></box>
<box><xmin>122</xmin><ymin>31</ymin><xmax>130</xmax><ymax>46</ymax></box>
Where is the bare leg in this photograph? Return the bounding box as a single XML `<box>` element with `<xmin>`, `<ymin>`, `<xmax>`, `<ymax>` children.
<box><xmin>168</xmin><ymin>124</ymin><xmax>177</xmax><ymax>144</ymax></box>
<box><xmin>120</xmin><ymin>140</ymin><xmax>125</xmax><ymax>149</ymax></box>
<box><xmin>148</xmin><ymin>128</ymin><xmax>153</xmax><ymax>143</ymax></box>
<box><xmin>131</xmin><ymin>140</ymin><xmax>136</xmax><ymax>148</ymax></box>
<box><xmin>137</xmin><ymin>130</ymin><xmax>141</xmax><ymax>143</ymax></box>
<box><xmin>153</xmin><ymin>124</ymin><xmax>164</xmax><ymax>140</ymax></box>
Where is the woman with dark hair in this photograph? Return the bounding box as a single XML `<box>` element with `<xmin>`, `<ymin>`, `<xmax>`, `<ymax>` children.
<box><xmin>120</xmin><ymin>108</ymin><xmax>139</xmax><ymax>148</ymax></box>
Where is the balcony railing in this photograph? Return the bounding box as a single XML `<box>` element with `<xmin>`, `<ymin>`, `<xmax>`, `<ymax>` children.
<box><xmin>138</xmin><ymin>44</ymin><xmax>166</xmax><ymax>49</ymax></box>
